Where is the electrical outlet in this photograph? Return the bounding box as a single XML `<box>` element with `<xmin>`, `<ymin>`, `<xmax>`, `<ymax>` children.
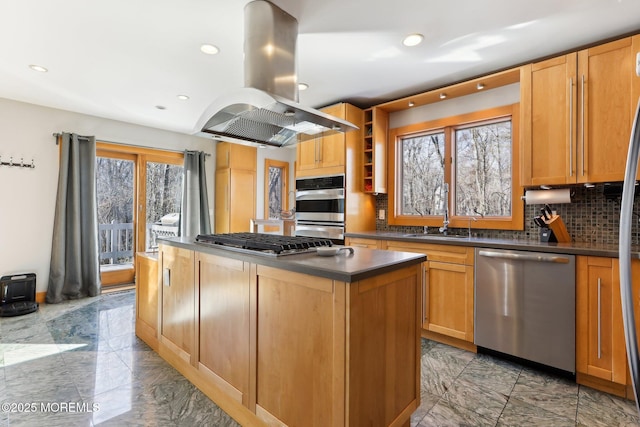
<box><xmin>636</xmin><ymin>52</ymin><xmax>640</xmax><ymax>77</ymax></box>
<box><xmin>378</xmin><ymin>209</ymin><xmax>385</xmax><ymax>220</ymax></box>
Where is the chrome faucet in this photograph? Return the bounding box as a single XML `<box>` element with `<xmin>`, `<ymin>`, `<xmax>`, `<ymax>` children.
<box><xmin>439</xmin><ymin>183</ymin><xmax>450</xmax><ymax>235</ymax></box>
<box><xmin>468</xmin><ymin>217</ymin><xmax>477</xmax><ymax>238</ymax></box>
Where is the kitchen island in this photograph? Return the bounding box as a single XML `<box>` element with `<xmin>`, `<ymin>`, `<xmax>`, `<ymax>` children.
<box><xmin>138</xmin><ymin>236</ymin><xmax>426</xmax><ymax>427</ymax></box>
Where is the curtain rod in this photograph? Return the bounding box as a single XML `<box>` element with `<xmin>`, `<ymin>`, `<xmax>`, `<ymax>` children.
<box><xmin>52</xmin><ymin>133</ymin><xmax>211</xmax><ymax>156</ymax></box>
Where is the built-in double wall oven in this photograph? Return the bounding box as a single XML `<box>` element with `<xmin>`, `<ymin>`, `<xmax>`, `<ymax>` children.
<box><xmin>295</xmin><ymin>175</ymin><xmax>345</xmax><ymax>242</ymax></box>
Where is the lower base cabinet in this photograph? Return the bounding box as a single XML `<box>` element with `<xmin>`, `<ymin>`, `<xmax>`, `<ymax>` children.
<box><xmin>383</xmin><ymin>241</ymin><xmax>475</xmax><ymax>350</ymax></box>
<box><xmin>143</xmin><ymin>243</ymin><xmax>422</xmax><ymax>427</ymax></box>
<box><xmin>135</xmin><ymin>252</ymin><xmax>158</xmax><ymax>350</ymax></box>
<box><xmin>576</xmin><ymin>256</ymin><xmax>640</xmax><ymax>398</ymax></box>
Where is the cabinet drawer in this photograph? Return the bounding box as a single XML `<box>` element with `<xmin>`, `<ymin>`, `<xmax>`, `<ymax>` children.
<box><xmin>384</xmin><ymin>241</ymin><xmax>474</xmax><ymax>265</ymax></box>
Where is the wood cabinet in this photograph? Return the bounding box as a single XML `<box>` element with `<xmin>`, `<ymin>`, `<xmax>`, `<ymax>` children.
<box><xmin>576</xmin><ymin>256</ymin><xmax>625</xmax><ymax>389</ymax></box>
<box><xmin>384</xmin><ymin>241</ymin><xmax>475</xmax><ymax>349</ymax></box>
<box><xmin>576</xmin><ymin>256</ymin><xmax>640</xmax><ymax>398</ymax></box>
<box><xmin>197</xmin><ymin>252</ymin><xmax>254</xmax><ymax>408</ymax></box>
<box><xmin>215</xmin><ymin>142</ymin><xmax>256</xmax><ymax>233</ymax></box>
<box><xmin>159</xmin><ymin>244</ymin><xmax>196</xmax><ymax>365</ymax></box>
<box><xmin>145</xmin><ymin>243</ymin><xmax>422</xmax><ymax>427</ymax></box>
<box><xmin>521</xmin><ymin>35</ymin><xmax>640</xmax><ymax>186</ymax></box>
<box><xmin>363</xmin><ymin>107</ymin><xmax>388</xmax><ymax>194</ymax></box>
<box><xmin>135</xmin><ymin>252</ymin><xmax>159</xmax><ymax>350</ymax></box>
<box><xmin>254</xmin><ymin>263</ymin><xmax>420</xmax><ymax>426</ymax></box>
<box><xmin>296</xmin><ymin>103</ymin><xmax>361</xmax><ymax>177</ymax></box>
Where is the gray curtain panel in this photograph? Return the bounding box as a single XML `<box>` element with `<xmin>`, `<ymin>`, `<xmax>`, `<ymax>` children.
<box><xmin>47</xmin><ymin>133</ymin><xmax>101</xmax><ymax>303</ymax></box>
<box><xmin>180</xmin><ymin>151</ymin><xmax>211</xmax><ymax>237</ymax></box>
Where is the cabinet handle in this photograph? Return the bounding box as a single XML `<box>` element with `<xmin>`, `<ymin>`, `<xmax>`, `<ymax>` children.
<box><xmin>163</xmin><ymin>268</ymin><xmax>171</xmax><ymax>287</ymax></box>
<box><xmin>597</xmin><ymin>277</ymin><xmax>601</xmax><ymax>359</ymax></box>
<box><xmin>423</xmin><ymin>265</ymin><xmax>428</xmax><ymax>325</ymax></box>
<box><xmin>226</xmin><ymin>184</ymin><xmax>229</xmax><ymax>211</ymax></box>
<box><xmin>569</xmin><ymin>77</ymin><xmax>573</xmax><ymax>177</ymax></box>
<box><xmin>581</xmin><ymin>74</ymin><xmax>586</xmax><ymax>177</ymax></box>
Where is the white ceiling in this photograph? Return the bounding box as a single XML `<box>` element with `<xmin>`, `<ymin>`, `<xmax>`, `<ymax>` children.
<box><xmin>1</xmin><ymin>0</ymin><xmax>640</xmax><ymax>135</ymax></box>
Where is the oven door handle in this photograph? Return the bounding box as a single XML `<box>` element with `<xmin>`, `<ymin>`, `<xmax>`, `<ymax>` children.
<box><xmin>296</xmin><ymin>189</ymin><xmax>344</xmax><ymax>200</ymax></box>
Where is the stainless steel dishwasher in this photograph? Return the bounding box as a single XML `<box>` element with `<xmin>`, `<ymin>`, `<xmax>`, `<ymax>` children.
<box><xmin>474</xmin><ymin>248</ymin><xmax>576</xmax><ymax>373</ymax></box>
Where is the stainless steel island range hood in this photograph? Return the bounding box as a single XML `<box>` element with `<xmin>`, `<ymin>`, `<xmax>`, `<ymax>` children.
<box><xmin>194</xmin><ymin>0</ymin><xmax>358</xmax><ymax>147</ymax></box>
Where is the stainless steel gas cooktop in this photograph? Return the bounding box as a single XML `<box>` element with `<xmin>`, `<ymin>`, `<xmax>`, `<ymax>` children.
<box><xmin>194</xmin><ymin>232</ymin><xmax>333</xmax><ymax>257</ymax></box>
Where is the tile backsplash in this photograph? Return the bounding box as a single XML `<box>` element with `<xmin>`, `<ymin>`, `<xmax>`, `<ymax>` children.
<box><xmin>374</xmin><ymin>184</ymin><xmax>640</xmax><ymax>244</ymax></box>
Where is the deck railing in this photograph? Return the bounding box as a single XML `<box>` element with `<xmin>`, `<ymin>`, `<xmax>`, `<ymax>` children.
<box><xmin>98</xmin><ymin>222</ymin><xmax>178</xmax><ymax>265</ymax></box>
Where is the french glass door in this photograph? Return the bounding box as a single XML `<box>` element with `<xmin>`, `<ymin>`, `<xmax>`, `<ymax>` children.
<box><xmin>96</xmin><ymin>144</ymin><xmax>183</xmax><ymax>287</ymax></box>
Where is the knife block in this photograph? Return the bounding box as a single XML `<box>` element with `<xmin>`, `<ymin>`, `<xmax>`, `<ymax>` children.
<box><xmin>540</xmin><ymin>227</ymin><xmax>557</xmax><ymax>243</ymax></box>
<box><xmin>545</xmin><ymin>215</ymin><xmax>571</xmax><ymax>243</ymax></box>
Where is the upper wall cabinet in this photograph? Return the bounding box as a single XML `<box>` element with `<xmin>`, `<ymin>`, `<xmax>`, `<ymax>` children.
<box><xmin>296</xmin><ymin>103</ymin><xmax>362</xmax><ymax>176</ymax></box>
<box><xmin>521</xmin><ymin>35</ymin><xmax>640</xmax><ymax>186</ymax></box>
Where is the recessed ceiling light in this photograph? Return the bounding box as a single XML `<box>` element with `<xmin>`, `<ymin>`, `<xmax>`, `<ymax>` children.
<box><xmin>29</xmin><ymin>64</ymin><xmax>48</xmax><ymax>73</ymax></box>
<box><xmin>298</xmin><ymin>83</ymin><xmax>309</xmax><ymax>91</ymax></box>
<box><xmin>402</xmin><ymin>33</ymin><xmax>424</xmax><ymax>47</ymax></box>
<box><xmin>155</xmin><ymin>105</ymin><xmax>167</xmax><ymax>110</ymax></box>
<box><xmin>177</xmin><ymin>94</ymin><xmax>190</xmax><ymax>101</ymax></box>
<box><xmin>200</xmin><ymin>44</ymin><xmax>220</xmax><ymax>55</ymax></box>
<box><xmin>439</xmin><ymin>93</ymin><xmax>447</xmax><ymax>99</ymax></box>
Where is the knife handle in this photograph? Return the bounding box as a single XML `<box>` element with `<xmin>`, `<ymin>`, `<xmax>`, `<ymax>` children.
<box><xmin>544</xmin><ymin>204</ymin><xmax>553</xmax><ymax>217</ymax></box>
<box><xmin>540</xmin><ymin>208</ymin><xmax>549</xmax><ymax>221</ymax></box>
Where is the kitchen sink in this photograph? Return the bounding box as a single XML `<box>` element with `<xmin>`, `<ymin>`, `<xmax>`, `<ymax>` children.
<box><xmin>401</xmin><ymin>233</ymin><xmax>469</xmax><ymax>239</ymax></box>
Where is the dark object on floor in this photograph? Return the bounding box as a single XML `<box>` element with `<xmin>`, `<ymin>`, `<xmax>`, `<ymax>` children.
<box><xmin>0</xmin><ymin>273</ymin><xmax>38</xmax><ymax>317</ymax></box>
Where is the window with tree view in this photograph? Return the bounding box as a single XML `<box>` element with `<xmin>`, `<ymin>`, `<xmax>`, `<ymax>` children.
<box><xmin>454</xmin><ymin>119</ymin><xmax>511</xmax><ymax>217</ymax></box>
<box><xmin>390</xmin><ymin>104</ymin><xmax>521</xmax><ymax>230</ymax></box>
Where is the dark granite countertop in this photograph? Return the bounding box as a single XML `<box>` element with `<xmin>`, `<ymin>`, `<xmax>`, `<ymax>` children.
<box><xmin>159</xmin><ymin>236</ymin><xmax>426</xmax><ymax>282</ymax></box>
<box><xmin>346</xmin><ymin>231</ymin><xmax>640</xmax><ymax>259</ymax></box>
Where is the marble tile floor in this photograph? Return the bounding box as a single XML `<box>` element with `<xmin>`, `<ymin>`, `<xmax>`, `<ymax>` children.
<box><xmin>0</xmin><ymin>290</ymin><xmax>638</xmax><ymax>426</ymax></box>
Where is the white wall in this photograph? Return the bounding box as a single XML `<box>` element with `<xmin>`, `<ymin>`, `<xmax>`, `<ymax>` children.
<box><xmin>0</xmin><ymin>97</ymin><xmax>215</xmax><ymax>293</ymax></box>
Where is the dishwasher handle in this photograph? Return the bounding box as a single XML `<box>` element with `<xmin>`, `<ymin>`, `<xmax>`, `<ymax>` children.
<box><xmin>477</xmin><ymin>250</ymin><xmax>571</xmax><ymax>264</ymax></box>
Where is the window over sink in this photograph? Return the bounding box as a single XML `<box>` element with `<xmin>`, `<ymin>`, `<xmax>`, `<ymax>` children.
<box><xmin>388</xmin><ymin>104</ymin><xmax>523</xmax><ymax>230</ymax></box>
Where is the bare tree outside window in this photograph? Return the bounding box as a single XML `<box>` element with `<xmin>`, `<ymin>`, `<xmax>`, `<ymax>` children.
<box><xmin>400</xmin><ymin>132</ymin><xmax>446</xmax><ymax>216</ymax></box>
<box><xmin>455</xmin><ymin>120</ymin><xmax>511</xmax><ymax>217</ymax></box>
<box><xmin>267</xmin><ymin>166</ymin><xmax>283</xmax><ymax>219</ymax></box>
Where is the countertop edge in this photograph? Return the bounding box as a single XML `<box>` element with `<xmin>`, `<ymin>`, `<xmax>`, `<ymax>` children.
<box><xmin>158</xmin><ymin>237</ymin><xmax>426</xmax><ymax>282</ymax></box>
<box><xmin>345</xmin><ymin>231</ymin><xmax>640</xmax><ymax>259</ymax></box>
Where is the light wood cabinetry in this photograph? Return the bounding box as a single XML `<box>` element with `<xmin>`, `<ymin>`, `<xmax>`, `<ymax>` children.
<box><xmin>135</xmin><ymin>252</ymin><xmax>159</xmax><ymax>351</ymax></box>
<box><xmin>521</xmin><ymin>35</ymin><xmax>640</xmax><ymax>186</ymax></box>
<box><xmin>363</xmin><ymin>107</ymin><xmax>388</xmax><ymax>194</ymax></box>
<box><xmin>296</xmin><ymin>103</ymin><xmax>361</xmax><ymax>177</ymax></box>
<box><xmin>215</xmin><ymin>142</ymin><xmax>256</xmax><ymax>233</ymax></box>
<box><xmin>144</xmin><ymin>243</ymin><xmax>422</xmax><ymax>427</ymax></box>
<box><xmin>254</xmin><ymin>263</ymin><xmax>420</xmax><ymax>426</ymax></box>
<box><xmin>384</xmin><ymin>241</ymin><xmax>475</xmax><ymax>349</ymax></box>
<box><xmin>197</xmin><ymin>252</ymin><xmax>254</xmax><ymax>408</ymax></box>
<box><xmin>576</xmin><ymin>256</ymin><xmax>640</xmax><ymax>398</ymax></box>
<box><xmin>576</xmin><ymin>257</ymin><xmax>625</xmax><ymax>389</ymax></box>
<box><xmin>159</xmin><ymin>244</ymin><xmax>196</xmax><ymax>365</ymax></box>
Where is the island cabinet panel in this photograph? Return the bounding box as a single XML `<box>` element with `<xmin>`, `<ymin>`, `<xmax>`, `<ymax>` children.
<box><xmin>348</xmin><ymin>266</ymin><xmax>421</xmax><ymax>426</ymax></box>
<box><xmin>159</xmin><ymin>245</ymin><xmax>196</xmax><ymax>365</ymax></box>
<box><xmin>254</xmin><ymin>266</ymin><xmax>343</xmax><ymax>427</ymax></box>
<box><xmin>197</xmin><ymin>253</ymin><xmax>254</xmax><ymax>408</ymax></box>
<box><xmin>135</xmin><ymin>252</ymin><xmax>159</xmax><ymax>350</ymax></box>
<box><xmin>383</xmin><ymin>241</ymin><xmax>475</xmax><ymax>349</ymax></box>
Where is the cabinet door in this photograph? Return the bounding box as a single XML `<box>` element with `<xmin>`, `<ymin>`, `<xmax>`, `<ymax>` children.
<box><xmin>160</xmin><ymin>245</ymin><xmax>195</xmax><ymax>365</ymax></box>
<box><xmin>576</xmin><ymin>256</ymin><xmax>626</xmax><ymax>384</ymax></box>
<box><xmin>424</xmin><ymin>260</ymin><xmax>474</xmax><ymax>343</ymax></box>
<box><xmin>135</xmin><ymin>253</ymin><xmax>159</xmax><ymax>349</ymax></box>
<box><xmin>578</xmin><ymin>36</ymin><xmax>640</xmax><ymax>183</ymax></box>
<box><xmin>229</xmin><ymin>169</ymin><xmax>256</xmax><ymax>232</ymax></box>
<box><xmin>318</xmin><ymin>104</ymin><xmax>346</xmax><ymax>168</ymax></box>
<box><xmin>216</xmin><ymin>142</ymin><xmax>257</xmax><ymax>170</ymax></box>
<box><xmin>198</xmin><ymin>253</ymin><xmax>253</xmax><ymax>407</ymax></box>
<box><xmin>215</xmin><ymin>169</ymin><xmax>230</xmax><ymax>233</ymax></box>
<box><xmin>521</xmin><ymin>54</ymin><xmax>577</xmax><ymax>186</ymax></box>
<box><xmin>296</xmin><ymin>139</ymin><xmax>318</xmax><ymax>172</ymax></box>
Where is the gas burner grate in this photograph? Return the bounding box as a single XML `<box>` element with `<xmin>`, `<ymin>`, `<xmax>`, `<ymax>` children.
<box><xmin>195</xmin><ymin>232</ymin><xmax>333</xmax><ymax>254</ymax></box>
